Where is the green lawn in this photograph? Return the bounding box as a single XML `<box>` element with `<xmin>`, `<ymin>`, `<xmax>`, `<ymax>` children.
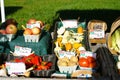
<box><xmin>2</xmin><ymin>0</ymin><xmax>120</xmax><ymax>32</ymax></box>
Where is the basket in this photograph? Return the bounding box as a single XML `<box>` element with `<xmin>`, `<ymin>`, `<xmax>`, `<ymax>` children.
<box><xmin>23</xmin><ymin>34</ymin><xmax>40</xmax><ymax>42</ymax></box>
<box><xmin>87</xmin><ymin>20</ymin><xmax>107</xmax><ymax>39</ymax></box>
<box><xmin>0</xmin><ymin>34</ymin><xmax>15</xmax><ymax>42</ymax></box>
<box><xmin>87</xmin><ymin>20</ymin><xmax>107</xmax><ymax>52</ymax></box>
<box><xmin>53</xmin><ymin>21</ymin><xmax>86</xmax><ymax>59</ymax></box>
<box><xmin>58</xmin><ymin>65</ymin><xmax>77</xmax><ymax>74</ymax></box>
<box><xmin>87</xmin><ymin>20</ymin><xmax>107</xmax><ymax>31</ymax></box>
<box><xmin>107</xmin><ymin>17</ymin><xmax>120</xmax><ymax>55</ymax></box>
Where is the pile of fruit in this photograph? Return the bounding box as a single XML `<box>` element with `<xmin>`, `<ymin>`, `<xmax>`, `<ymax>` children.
<box><xmin>0</xmin><ymin>18</ymin><xmax>18</xmax><ymax>41</ymax></box>
<box><xmin>21</xmin><ymin>18</ymin><xmax>44</xmax><ymax>42</ymax></box>
<box><xmin>0</xmin><ymin>18</ymin><xmax>18</xmax><ymax>35</ymax></box>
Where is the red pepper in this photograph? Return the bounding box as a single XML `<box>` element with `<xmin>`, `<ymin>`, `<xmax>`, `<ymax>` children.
<box><xmin>31</xmin><ymin>56</ymin><xmax>40</xmax><ymax>66</ymax></box>
<box><xmin>41</xmin><ymin>61</ymin><xmax>48</xmax><ymax>66</ymax></box>
<box><xmin>46</xmin><ymin>62</ymin><xmax>52</xmax><ymax>67</ymax></box>
<box><xmin>37</xmin><ymin>65</ymin><xmax>49</xmax><ymax>70</ymax></box>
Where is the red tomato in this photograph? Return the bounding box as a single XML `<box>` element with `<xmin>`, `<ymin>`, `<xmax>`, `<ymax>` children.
<box><xmin>89</xmin><ymin>62</ymin><xmax>97</xmax><ymax>68</ymax></box>
<box><xmin>79</xmin><ymin>57</ymin><xmax>89</xmax><ymax>67</ymax></box>
<box><xmin>87</xmin><ymin>56</ymin><xmax>96</xmax><ymax>63</ymax></box>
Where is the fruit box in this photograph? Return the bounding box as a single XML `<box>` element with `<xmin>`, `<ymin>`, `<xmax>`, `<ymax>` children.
<box><xmin>58</xmin><ymin>65</ymin><xmax>78</xmax><ymax>74</ymax></box>
<box><xmin>0</xmin><ymin>34</ymin><xmax>15</xmax><ymax>42</ymax></box>
<box><xmin>23</xmin><ymin>34</ymin><xmax>41</xmax><ymax>42</ymax></box>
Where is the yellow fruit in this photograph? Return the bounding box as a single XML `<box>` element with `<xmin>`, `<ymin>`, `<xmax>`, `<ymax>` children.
<box><xmin>77</xmin><ymin>27</ymin><xmax>83</xmax><ymax>33</ymax></box>
<box><xmin>65</xmin><ymin>42</ymin><xmax>72</xmax><ymax>51</ymax></box>
<box><xmin>73</xmin><ymin>43</ymin><xmax>82</xmax><ymax>49</ymax></box>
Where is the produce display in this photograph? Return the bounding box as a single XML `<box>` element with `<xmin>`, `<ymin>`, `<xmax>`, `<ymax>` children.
<box><xmin>0</xmin><ymin>17</ymin><xmax>120</xmax><ymax>79</ymax></box>
<box><xmin>53</xmin><ymin>21</ymin><xmax>98</xmax><ymax>78</ymax></box>
<box><xmin>0</xmin><ymin>18</ymin><xmax>18</xmax><ymax>41</ymax></box>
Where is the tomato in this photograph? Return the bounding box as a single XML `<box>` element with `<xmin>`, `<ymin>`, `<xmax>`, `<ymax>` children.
<box><xmin>79</xmin><ymin>57</ymin><xmax>89</xmax><ymax>67</ymax></box>
<box><xmin>87</xmin><ymin>56</ymin><xmax>96</xmax><ymax>63</ymax></box>
<box><xmin>89</xmin><ymin>62</ymin><xmax>97</xmax><ymax>68</ymax></box>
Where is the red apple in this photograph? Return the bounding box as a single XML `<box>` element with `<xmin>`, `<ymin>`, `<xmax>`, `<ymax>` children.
<box><xmin>31</xmin><ymin>27</ymin><xmax>41</xmax><ymax>35</ymax></box>
<box><xmin>6</xmin><ymin>24</ymin><xmax>17</xmax><ymax>34</ymax></box>
<box><xmin>0</xmin><ymin>30</ymin><xmax>7</xmax><ymax>34</ymax></box>
<box><xmin>27</xmin><ymin>19</ymin><xmax>36</xmax><ymax>24</ymax></box>
<box><xmin>36</xmin><ymin>20</ymin><xmax>44</xmax><ymax>28</ymax></box>
<box><xmin>24</xmin><ymin>28</ymin><xmax>33</xmax><ymax>35</ymax></box>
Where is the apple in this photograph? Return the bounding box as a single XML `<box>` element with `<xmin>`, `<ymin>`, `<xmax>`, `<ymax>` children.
<box><xmin>36</xmin><ymin>20</ymin><xmax>44</xmax><ymax>28</ymax></box>
<box><xmin>27</xmin><ymin>18</ymin><xmax>36</xmax><ymax>24</ymax></box>
<box><xmin>24</xmin><ymin>28</ymin><xmax>33</xmax><ymax>35</ymax></box>
<box><xmin>6</xmin><ymin>24</ymin><xmax>17</xmax><ymax>34</ymax></box>
<box><xmin>31</xmin><ymin>27</ymin><xmax>41</xmax><ymax>35</ymax></box>
<box><xmin>0</xmin><ymin>30</ymin><xmax>7</xmax><ymax>34</ymax></box>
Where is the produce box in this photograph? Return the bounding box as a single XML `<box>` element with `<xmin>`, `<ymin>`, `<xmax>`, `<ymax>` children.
<box><xmin>5</xmin><ymin>30</ymin><xmax>52</xmax><ymax>56</ymax></box>
<box><xmin>52</xmin><ymin>20</ymin><xmax>97</xmax><ymax>79</ymax></box>
<box><xmin>6</xmin><ymin>53</ymin><xmax>56</xmax><ymax>77</ymax></box>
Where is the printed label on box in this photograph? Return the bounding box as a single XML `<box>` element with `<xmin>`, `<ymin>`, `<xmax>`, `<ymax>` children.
<box><xmin>14</xmin><ymin>46</ymin><xmax>32</xmax><ymax>56</ymax></box>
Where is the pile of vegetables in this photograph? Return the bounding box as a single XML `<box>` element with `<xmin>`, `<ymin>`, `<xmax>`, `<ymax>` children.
<box><xmin>54</xmin><ymin>26</ymin><xmax>85</xmax><ymax>56</ymax></box>
<box><xmin>111</xmin><ymin>28</ymin><xmax>120</xmax><ymax>53</ymax></box>
<box><xmin>13</xmin><ymin>53</ymin><xmax>53</xmax><ymax>70</ymax></box>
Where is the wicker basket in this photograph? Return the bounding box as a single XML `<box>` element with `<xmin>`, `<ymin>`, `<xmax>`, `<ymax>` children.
<box><xmin>107</xmin><ymin>17</ymin><xmax>120</xmax><ymax>55</ymax></box>
<box><xmin>87</xmin><ymin>20</ymin><xmax>107</xmax><ymax>52</ymax></box>
<box><xmin>88</xmin><ymin>20</ymin><xmax>107</xmax><ymax>31</ymax></box>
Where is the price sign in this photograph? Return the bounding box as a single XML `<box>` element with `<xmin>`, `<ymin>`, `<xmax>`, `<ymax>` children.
<box><xmin>6</xmin><ymin>62</ymin><xmax>26</xmax><ymax>75</ymax></box>
<box><xmin>89</xmin><ymin>30</ymin><xmax>105</xmax><ymax>39</ymax></box>
<box><xmin>14</xmin><ymin>46</ymin><xmax>32</xmax><ymax>56</ymax></box>
<box><xmin>26</xmin><ymin>22</ymin><xmax>40</xmax><ymax>29</ymax></box>
<box><xmin>62</xmin><ymin>20</ymin><xmax>78</xmax><ymax>28</ymax></box>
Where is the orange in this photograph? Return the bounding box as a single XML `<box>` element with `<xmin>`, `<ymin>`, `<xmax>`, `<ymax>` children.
<box><xmin>77</xmin><ymin>27</ymin><xmax>84</xmax><ymax>33</ymax></box>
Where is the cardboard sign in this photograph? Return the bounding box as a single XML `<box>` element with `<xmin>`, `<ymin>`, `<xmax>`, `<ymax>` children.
<box><xmin>62</xmin><ymin>20</ymin><xmax>78</xmax><ymax>28</ymax></box>
<box><xmin>6</xmin><ymin>62</ymin><xmax>26</xmax><ymax>75</ymax></box>
<box><xmin>14</xmin><ymin>46</ymin><xmax>32</xmax><ymax>56</ymax></box>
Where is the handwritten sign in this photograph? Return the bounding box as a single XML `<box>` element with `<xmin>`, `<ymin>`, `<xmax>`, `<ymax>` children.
<box><xmin>6</xmin><ymin>62</ymin><xmax>26</xmax><ymax>75</ymax></box>
<box><xmin>58</xmin><ymin>51</ymin><xmax>75</xmax><ymax>59</ymax></box>
<box><xmin>14</xmin><ymin>46</ymin><xmax>32</xmax><ymax>56</ymax></box>
<box><xmin>62</xmin><ymin>20</ymin><xmax>78</xmax><ymax>28</ymax></box>
<box><xmin>89</xmin><ymin>30</ymin><xmax>104</xmax><ymax>39</ymax></box>
<box><xmin>26</xmin><ymin>22</ymin><xmax>40</xmax><ymax>29</ymax></box>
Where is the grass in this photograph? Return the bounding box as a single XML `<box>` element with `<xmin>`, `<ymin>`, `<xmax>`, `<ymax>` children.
<box><xmin>2</xmin><ymin>0</ymin><xmax>120</xmax><ymax>32</ymax></box>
